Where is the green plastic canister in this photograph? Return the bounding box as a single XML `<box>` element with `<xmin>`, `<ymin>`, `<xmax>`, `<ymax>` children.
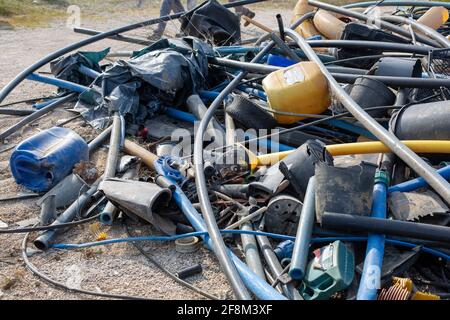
<box><xmin>299</xmin><ymin>240</ymin><xmax>355</xmax><ymax>300</ymax></box>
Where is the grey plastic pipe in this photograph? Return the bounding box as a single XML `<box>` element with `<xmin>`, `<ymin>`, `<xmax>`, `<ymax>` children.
<box><xmin>307</xmin><ymin>0</ymin><xmax>440</xmax><ymax>47</ymax></box>
<box><xmin>192</xmin><ymin>13</ymin><xmax>315</xmax><ymax>300</ymax></box>
<box><xmin>223</xmin><ymin>113</ymin><xmax>266</xmax><ymax>281</ymax></box>
<box><xmin>100</xmin><ymin>113</ymin><xmax>122</xmax><ymax>225</ymax></box>
<box><xmin>34</xmin><ymin>177</ymin><xmax>103</xmax><ymax>250</ymax></box>
<box><xmin>240</xmin><ymin>221</ymin><xmax>266</xmax><ymax>280</ymax></box>
<box><xmin>381</xmin><ymin>15</ymin><xmax>450</xmax><ymax>48</ymax></box>
<box><xmin>343</xmin><ymin>1</ymin><xmax>450</xmax><ymax>10</ymax></box>
<box><xmin>88</xmin><ymin>126</ymin><xmax>112</xmax><ymax>153</ymax></box>
<box><xmin>285</xmin><ymin>27</ymin><xmax>450</xmax><ymax>206</ymax></box>
<box><xmin>186</xmin><ymin>94</ymin><xmax>224</xmax><ymax>139</ymax></box>
<box><xmin>256</xmin><ymin>234</ymin><xmax>304</xmax><ymax>300</ymax></box>
<box><xmin>289</xmin><ymin>177</ymin><xmax>316</xmax><ymax>280</ymax></box>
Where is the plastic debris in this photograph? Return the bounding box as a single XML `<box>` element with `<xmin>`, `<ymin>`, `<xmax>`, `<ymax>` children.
<box><xmin>1</xmin><ymin>0</ymin><xmax>450</xmax><ymax>302</ymax></box>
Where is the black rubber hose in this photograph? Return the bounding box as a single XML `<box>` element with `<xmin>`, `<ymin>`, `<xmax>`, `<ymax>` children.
<box><xmin>0</xmin><ymin>109</ymin><xmax>35</xmax><ymax>116</ymax></box>
<box><xmin>124</xmin><ymin>220</ymin><xmax>219</xmax><ymax>300</ymax></box>
<box><xmin>21</xmin><ymin>229</ymin><xmax>150</xmax><ymax>300</ymax></box>
<box><xmin>0</xmin><ymin>0</ymin><xmax>268</xmax><ymax>105</ymax></box>
<box><xmin>322</xmin><ymin>212</ymin><xmax>450</xmax><ymax>243</ymax></box>
<box><xmin>0</xmin><ymin>93</ymin><xmax>76</xmax><ymax>141</ymax></box>
<box><xmin>73</xmin><ymin>27</ymin><xmax>151</xmax><ymax>45</ymax></box>
<box><xmin>0</xmin><ymin>96</ymin><xmax>52</xmax><ymax>108</ymax></box>
<box><xmin>307</xmin><ymin>40</ymin><xmax>432</xmax><ymax>55</ymax></box>
<box><xmin>212</xmin><ymin>57</ymin><xmax>450</xmax><ymax>88</ymax></box>
<box><xmin>0</xmin><ymin>214</ymin><xmax>100</xmax><ymax>234</ymax></box>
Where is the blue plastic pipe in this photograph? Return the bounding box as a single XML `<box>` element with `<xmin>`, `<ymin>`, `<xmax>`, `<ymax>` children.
<box><xmin>154</xmin><ymin>160</ymin><xmax>287</xmax><ymax>300</ymax></box>
<box><xmin>78</xmin><ymin>65</ymin><xmax>101</xmax><ymax>79</ymax></box>
<box><xmin>215</xmin><ymin>46</ymin><xmax>260</xmax><ymax>55</ymax></box>
<box><xmin>27</xmin><ymin>73</ymin><xmax>89</xmax><ymax>93</ymax></box>
<box><xmin>389</xmin><ymin>165</ymin><xmax>450</xmax><ymax>193</ymax></box>
<box><xmin>325</xmin><ymin>119</ymin><xmax>377</xmax><ymax>140</ymax></box>
<box><xmin>164</xmin><ymin>107</ymin><xmax>197</xmax><ymax>123</ymax></box>
<box><xmin>199</xmin><ymin>90</ymin><xmax>221</xmax><ymax>100</ymax></box>
<box><xmin>237</xmin><ymin>85</ymin><xmax>267</xmax><ymax>100</ymax></box>
<box><xmin>163</xmin><ymin>107</ymin><xmax>295</xmax><ymax>152</ymax></box>
<box><xmin>34</xmin><ymin>98</ymin><xmax>59</xmax><ymax>110</ymax></box>
<box><xmin>297</xmin><ymin>121</ymin><xmax>353</xmax><ymax>141</ymax></box>
<box><xmin>31</xmin><ymin>65</ymin><xmax>101</xmax><ymax>109</ymax></box>
<box><xmin>357</xmin><ymin>171</ymin><xmax>388</xmax><ymax>300</ymax></box>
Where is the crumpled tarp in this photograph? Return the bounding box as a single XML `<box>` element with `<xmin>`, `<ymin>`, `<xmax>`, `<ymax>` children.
<box><xmin>75</xmin><ymin>37</ymin><xmax>213</xmax><ymax>129</ymax></box>
<box><xmin>50</xmin><ymin>48</ymin><xmax>110</xmax><ymax>89</ymax></box>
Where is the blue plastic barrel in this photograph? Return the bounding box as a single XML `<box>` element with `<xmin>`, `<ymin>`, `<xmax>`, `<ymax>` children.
<box><xmin>10</xmin><ymin>127</ymin><xmax>89</xmax><ymax>192</ymax></box>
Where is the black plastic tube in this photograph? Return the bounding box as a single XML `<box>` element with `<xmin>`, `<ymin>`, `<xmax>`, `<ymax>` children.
<box><xmin>307</xmin><ymin>40</ymin><xmax>432</xmax><ymax>55</ymax></box>
<box><xmin>211</xmin><ymin>57</ymin><xmax>450</xmax><ymax>88</ymax></box>
<box><xmin>333</xmin><ymin>73</ymin><xmax>450</xmax><ymax>88</ymax></box>
<box><xmin>0</xmin><ymin>109</ymin><xmax>34</xmax><ymax>116</ymax></box>
<box><xmin>276</xmin><ymin>14</ymin><xmax>285</xmax><ymax>42</ymax></box>
<box><xmin>73</xmin><ymin>27</ymin><xmax>151</xmax><ymax>45</ymax></box>
<box><xmin>0</xmin><ymin>93</ymin><xmax>76</xmax><ymax>141</ymax></box>
<box><xmin>322</xmin><ymin>212</ymin><xmax>450</xmax><ymax>243</ymax></box>
<box><xmin>0</xmin><ymin>0</ymin><xmax>268</xmax><ymax>105</ymax></box>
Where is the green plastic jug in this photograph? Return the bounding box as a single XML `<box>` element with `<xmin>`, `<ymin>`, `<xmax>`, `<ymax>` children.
<box><xmin>299</xmin><ymin>240</ymin><xmax>355</xmax><ymax>300</ymax></box>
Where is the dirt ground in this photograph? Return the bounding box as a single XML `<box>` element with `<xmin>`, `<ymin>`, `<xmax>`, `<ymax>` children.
<box><xmin>0</xmin><ymin>2</ymin><xmax>292</xmax><ymax>300</ymax></box>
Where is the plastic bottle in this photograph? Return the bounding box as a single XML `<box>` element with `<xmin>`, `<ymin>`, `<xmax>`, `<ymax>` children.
<box><xmin>262</xmin><ymin>61</ymin><xmax>330</xmax><ymax>124</ymax></box>
<box><xmin>313</xmin><ymin>9</ymin><xmax>346</xmax><ymax>40</ymax></box>
<box><xmin>10</xmin><ymin>127</ymin><xmax>89</xmax><ymax>192</ymax></box>
<box><xmin>417</xmin><ymin>6</ymin><xmax>449</xmax><ymax>30</ymax></box>
<box><xmin>291</xmin><ymin>0</ymin><xmax>321</xmax><ymax>38</ymax></box>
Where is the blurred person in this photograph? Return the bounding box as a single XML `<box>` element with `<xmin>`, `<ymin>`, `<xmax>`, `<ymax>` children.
<box><xmin>149</xmin><ymin>0</ymin><xmax>197</xmax><ymax>40</ymax></box>
<box><xmin>149</xmin><ymin>0</ymin><xmax>255</xmax><ymax>40</ymax></box>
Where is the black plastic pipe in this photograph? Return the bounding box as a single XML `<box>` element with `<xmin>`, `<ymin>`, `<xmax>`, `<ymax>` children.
<box><xmin>73</xmin><ymin>27</ymin><xmax>151</xmax><ymax>46</ymax></box>
<box><xmin>322</xmin><ymin>212</ymin><xmax>450</xmax><ymax>243</ymax></box>
<box><xmin>0</xmin><ymin>93</ymin><xmax>76</xmax><ymax>141</ymax></box>
<box><xmin>0</xmin><ymin>109</ymin><xmax>34</xmax><ymax>116</ymax></box>
<box><xmin>307</xmin><ymin>40</ymin><xmax>433</xmax><ymax>55</ymax></box>
<box><xmin>211</xmin><ymin>57</ymin><xmax>450</xmax><ymax>88</ymax></box>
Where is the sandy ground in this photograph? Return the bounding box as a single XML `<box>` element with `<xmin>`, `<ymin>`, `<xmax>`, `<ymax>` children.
<box><xmin>0</xmin><ymin>2</ymin><xmax>292</xmax><ymax>300</ymax></box>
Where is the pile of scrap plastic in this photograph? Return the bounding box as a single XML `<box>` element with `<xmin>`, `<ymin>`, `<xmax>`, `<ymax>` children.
<box><xmin>2</xmin><ymin>0</ymin><xmax>450</xmax><ymax>300</ymax></box>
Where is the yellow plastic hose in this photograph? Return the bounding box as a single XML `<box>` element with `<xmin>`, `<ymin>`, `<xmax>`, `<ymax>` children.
<box><xmin>250</xmin><ymin>140</ymin><xmax>450</xmax><ymax>169</ymax></box>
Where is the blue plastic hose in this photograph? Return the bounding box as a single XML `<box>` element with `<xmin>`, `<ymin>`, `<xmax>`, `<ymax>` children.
<box><xmin>325</xmin><ymin>119</ymin><xmax>377</xmax><ymax>140</ymax></box>
<box><xmin>27</xmin><ymin>73</ymin><xmax>89</xmax><ymax>94</ymax></box>
<box><xmin>50</xmin><ymin>230</ymin><xmax>450</xmax><ymax>261</ymax></box>
<box><xmin>389</xmin><ymin>165</ymin><xmax>450</xmax><ymax>193</ymax></box>
<box><xmin>163</xmin><ymin>106</ymin><xmax>295</xmax><ymax>152</ymax></box>
<box><xmin>357</xmin><ymin>173</ymin><xmax>388</xmax><ymax>300</ymax></box>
